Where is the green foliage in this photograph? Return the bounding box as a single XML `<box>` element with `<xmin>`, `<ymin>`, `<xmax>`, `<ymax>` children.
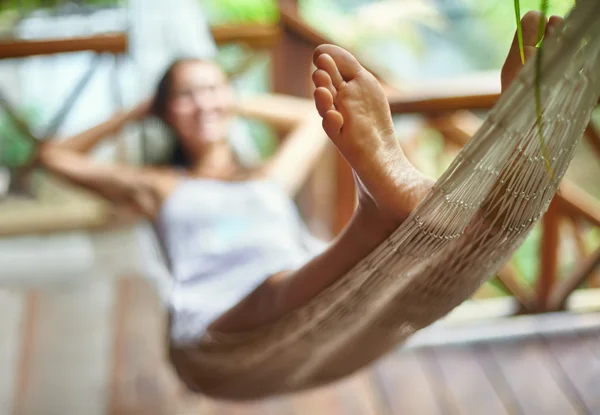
<box><xmin>514</xmin><ymin>0</ymin><xmax>525</xmax><ymax>64</ymax></box>
<box><xmin>200</xmin><ymin>0</ymin><xmax>279</xmax><ymax>25</ymax></box>
<box><xmin>299</xmin><ymin>0</ymin><xmax>444</xmax><ymax>61</ymax></box>
<box><xmin>0</xmin><ymin>107</ymin><xmax>41</xmax><ymax>169</ymax></box>
<box><xmin>458</xmin><ymin>0</ymin><xmax>573</xmax><ymax>68</ymax></box>
<box><xmin>0</xmin><ymin>0</ymin><xmax>122</xmax><ymax>13</ymax></box>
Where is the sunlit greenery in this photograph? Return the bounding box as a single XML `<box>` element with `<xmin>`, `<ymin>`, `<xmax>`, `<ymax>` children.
<box><xmin>200</xmin><ymin>0</ymin><xmax>278</xmax><ymax>24</ymax></box>
<box><xmin>0</xmin><ymin>107</ymin><xmax>40</xmax><ymax>168</ymax></box>
<box><xmin>0</xmin><ymin>0</ymin><xmax>122</xmax><ymax>12</ymax></box>
<box><xmin>0</xmin><ymin>0</ymin><xmax>597</xmax><ymax>297</ymax></box>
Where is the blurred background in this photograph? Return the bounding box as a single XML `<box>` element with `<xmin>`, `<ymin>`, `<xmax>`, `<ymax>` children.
<box><xmin>0</xmin><ymin>0</ymin><xmax>598</xmax><ymax>414</ymax></box>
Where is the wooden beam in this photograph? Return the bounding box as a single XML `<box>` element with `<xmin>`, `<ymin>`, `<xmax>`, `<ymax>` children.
<box><xmin>389</xmin><ymin>92</ymin><xmax>499</xmax><ymax>115</ymax></box>
<box><xmin>556</xmin><ymin>180</ymin><xmax>600</xmax><ymax>229</ymax></box>
<box><xmin>429</xmin><ymin>112</ymin><xmax>600</xmax><ymax>230</ymax></box>
<box><xmin>211</xmin><ymin>24</ymin><xmax>280</xmax><ymax>49</ymax></box>
<box><xmin>0</xmin><ymin>199</ymin><xmax>137</xmax><ymax>237</ymax></box>
<box><xmin>388</xmin><ymin>72</ymin><xmax>598</xmax><ymax>116</ymax></box>
<box><xmin>549</xmin><ymin>245</ymin><xmax>600</xmax><ymax>311</ymax></box>
<box><xmin>389</xmin><ymin>71</ymin><xmax>500</xmax><ymax>114</ymax></box>
<box><xmin>584</xmin><ymin>123</ymin><xmax>600</xmax><ymax>160</ymax></box>
<box><xmin>0</xmin><ymin>33</ymin><xmax>127</xmax><ymax>59</ymax></box>
<box><xmin>537</xmin><ymin>199</ymin><xmax>561</xmax><ymax>312</ymax></box>
<box><xmin>272</xmin><ymin>2</ymin><xmax>346</xmax><ymax>236</ymax></box>
<box><xmin>496</xmin><ymin>263</ymin><xmax>536</xmax><ymax>312</ymax></box>
<box><xmin>277</xmin><ymin>2</ymin><xmax>401</xmax><ymax>95</ymax></box>
<box><xmin>566</xmin><ymin>215</ymin><xmax>600</xmax><ymax>288</ymax></box>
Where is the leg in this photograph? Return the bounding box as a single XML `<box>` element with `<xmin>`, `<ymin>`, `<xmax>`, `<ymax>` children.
<box><xmin>502</xmin><ymin>11</ymin><xmax>564</xmax><ymax>91</ymax></box>
<box><xmin>485</xmin><ymin>12</ymin><xmax>564</xmax><ymax>224</ymax></box>
<box><xmin>210</xmin><ymin>46</ymin><xmax>433</xmax><ymax>333</ymax></box>
<box><xmin>209</xmin><ymin>13</ymin><xmax>565</xmax><ymax>334</ymax></box>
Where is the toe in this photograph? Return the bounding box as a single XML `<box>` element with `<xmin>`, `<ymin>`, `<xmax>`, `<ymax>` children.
<box><xmin>322</xmin><ymin>110</ymin><xmax>343</xmax><ymax>140</ymax></box>
<box><xmin>520</xmin><ymin>10</ymin><xmax>548</xmax><ymax>47</ymax></box>
<box><xmin>312</xmin><ymin>69</ymin><xmax>337</xmax><ymax>99</ymax></box>
<box><xmin>546</xmin><ymin>15</ymin><xmax>564</xmax><ymax>37</ymax></box>
<box><xmin>314</xmin><ymin>44</ymin><xmax>364</xmax><ymax>83</ymax></box>
<box><xmin>314</xmin><ymin>87</ymin><xmax>334</xmax><ymax>118</ymax></box>
<box><xmin>315</xmin><ymin>53</ymin><xmax>344</xmax><ymax>88</ymax></box>
<box><xmin>501</xmin><ymin>11</ymin><xmax>549</xmax><ymax>91</ymax></box>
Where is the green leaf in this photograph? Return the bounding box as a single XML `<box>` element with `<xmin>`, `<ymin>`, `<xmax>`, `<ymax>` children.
<box><xmin>515</xmin><ymin>0</ymin><xmax>526</xmax><ymax>64</ymax></box>
<box><xmin>534</xmin><ymin>0</ymin><xmax>556</xmax><ymax>181</ymax></box>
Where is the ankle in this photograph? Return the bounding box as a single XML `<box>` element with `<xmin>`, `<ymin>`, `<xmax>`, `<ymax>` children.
<box><xmin>354</xmin><ymin>203</ymin><xmax>403</xmax><ymax>247</ymax></box>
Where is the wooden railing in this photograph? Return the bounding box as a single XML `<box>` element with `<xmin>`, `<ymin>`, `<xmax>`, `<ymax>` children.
<box><xmin>270</xmin><ymin>0</ymin><xmax>600</xmax><ymax>314</ymax></box>
<box><xmin>389</xmin><ymin>82</ymin><xmax>600</xmax><ymax>314</ymax></box>
<box><xmin>1</xmin><ymin>1</ymin><xmax>598</xmax><ymax>316</ymax></box>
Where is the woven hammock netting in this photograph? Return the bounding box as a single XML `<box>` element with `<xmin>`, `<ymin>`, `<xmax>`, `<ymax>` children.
<box><xmin>168</xmin><ymin>0</ymin><xmax>600</xmax><ymax>401</ymax></box>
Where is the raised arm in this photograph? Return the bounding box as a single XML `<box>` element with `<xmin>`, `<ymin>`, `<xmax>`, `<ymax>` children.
<box><xmin>53</xmin><ymin>99</ymin><xmax>150</xmax><ymax>154</ymax></box>
<box><xmin>236</xmin><ymin>94</ymin><xmax>329</xmax><ymax>196</ymax></box>
<box><xmin>37</xmin><ymin>141</ymin><xmax>165</xmax><ymax>219</ymax></box>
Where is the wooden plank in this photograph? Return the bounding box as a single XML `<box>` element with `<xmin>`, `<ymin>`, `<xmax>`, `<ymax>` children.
<box><xmin>203</xmin><ymin>399</ymin><xmax>279</xmax><ymax>415</ymax></box>
<box><xmin>496</xmin><ymin>262</ymin><xmax>536</xmax><ymax>312</ymax></box>
<box><xmin>389</xmin><ymin>91</ymin><xmax>499</xmax><ymax>115</ymax></box>
<box><xmin>278</xmin><ymin>2</ymin><xmax>398</xmax><ymax>93</ymax></box>
<box><xmin>20</xmin><ymin>279</ymin><xmax>116</xmax><ymax>415</ymax></box>
<box><xmin>557</xmin><ymin>180</ymin><xmax>600</xmax><ymax>229</ymax></box>
<box><xmin>544</xmin><ymin>334</ymin><xmax>600</xmax><ymax>414</ymax></box>
<box><xmin>10</xmin><ymin>291</ymin><xmax>37</xmax><ymax>415</ymax></box>
<box><xmin>0</xmin><ymin>290</ymin><xmax>25</xmax><ymax>415</ymax></box>
<box><xmin>286</xmin><ymin>383</ymin><xmax>346</xmax><ymax>415</ymax></box>
<box><xmin>372</xmin><ymin>349</ymin><xmax>442</xmax><ymax>415</ymax></box>
<box><xmin>109</xmin><ymin>277</ymin><xmax>181</xmax><ymax>415</ymax></box>
<box><xmin>432</xmin><ymin>345</ymin><xmax>511</xmax><ymax>415</ymax></box>
<box><xmin>580</xmin><ymin>331</ymin><xmax>600</xmax><ymax>361</ymax></box>
<box><xmin>283</xmin><ymin>372</ymin><xmax>390</xmax><ymax>415</ymax></box>
<box><xmin>550</xmin><ymin>246</ymin><xmax>600</xmax><ymax>311</ymax></box>
<box><xmin>109</xmin><ymin>278</ymin><xmax>281</xmax><ymax>415</ymax></box>
<box><xmin>538</xmin><ymin>200</ymin><xmax>561</xmax><ymax>312</ymax></box>
<box><xmin>584</xmin><ymin>124</ymin><xmax>600</xmax><ymax>160</ymax></box>
<box><xmin>211</xmin><ymin>24</ymin><xmax>280</xmax><ymax>49</ymax></box>
<box><xmin>406</xmin><ymin>312</ymin><xmax>600</xmax><ymax>349</ymax></box>
<box><xmin>488</xmin><ymin>338</ymin><xmax>581</xmax><ymax>415</ymax></box>
<box><xmin>0</xmin><ymin>34</ymin><xmax>127</xmax><ymax>59</ymax></box>
<box><xmin>334</xmin><ymin>372</ymin><xmax>387</xmax><ymax>415</ymax></box>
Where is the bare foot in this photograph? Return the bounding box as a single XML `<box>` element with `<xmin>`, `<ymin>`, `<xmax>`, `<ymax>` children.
<box><xmin>311</xmin><ymin>44</ymin><xmax>433</xmax><ymax>232</ymax></box>
<box><xmin>501</xmin><ymin>11</ymin><xmax>564</xmax><ymax>92</ymax></box>
<box><xmin>482</xmin><ymin>12</ymin><xmax>565</xmax><ymax>226</ymax></box>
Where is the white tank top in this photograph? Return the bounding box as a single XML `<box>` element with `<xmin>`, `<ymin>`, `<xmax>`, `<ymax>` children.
<box><xmin>157</xmin><ymin>178</ymin><xmax>326</xmax><ymax>344</ymax></box>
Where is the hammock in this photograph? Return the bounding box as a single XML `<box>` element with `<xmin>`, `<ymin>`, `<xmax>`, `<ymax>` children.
<box><xmin>169</xmin><ymin>0</ymin><xmax>600</xmax><ymax>401</ymax></box>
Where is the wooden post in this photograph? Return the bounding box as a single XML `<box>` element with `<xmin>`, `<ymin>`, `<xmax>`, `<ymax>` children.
<box><xmin>271</xmin><ymin>0</ymin><xmax>340</xmax><ymax>238</ymax></box>
<box><xmin>537</xmin><ymin>199</ymin><xmax>561</xmax><ymax>312</ymax></box>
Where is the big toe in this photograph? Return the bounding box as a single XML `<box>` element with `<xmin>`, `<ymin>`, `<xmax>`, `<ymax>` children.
<box><xmin>313</xmin><ymin>44</ymin><xmax>364</xmax><ymax>83</ymax></box>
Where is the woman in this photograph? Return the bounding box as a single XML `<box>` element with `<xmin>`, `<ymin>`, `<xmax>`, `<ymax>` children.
<box><xmin>38</xmin><ymin>11</ymin><xmax>557</xmax><ymax>392</ymax></box>
<box><xmin>39</xmin><ymin>45</ymin><xmax>431</xmax><ymax>331</ymax></box>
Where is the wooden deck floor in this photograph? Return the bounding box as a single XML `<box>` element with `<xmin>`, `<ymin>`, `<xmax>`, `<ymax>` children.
<box><xmin>1</xmin><ymin>277</ymin><xmax>599</xmax><ymax>415</ymax></box>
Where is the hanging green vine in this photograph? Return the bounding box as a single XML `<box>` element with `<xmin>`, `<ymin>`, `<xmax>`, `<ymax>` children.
<box><xmin>536</xmin><ymin>0</ymin><xmax>555</xmax><ymax>179</ymax></box>
<box><xmin>514</xmin><ymin>0</ymin><xmax>558</xmax><ymax>180</ymax></box>
<box><xmin>514</xmin><ymin>0</ymin><xmax>526</xmax><ymax>64</ymax></box>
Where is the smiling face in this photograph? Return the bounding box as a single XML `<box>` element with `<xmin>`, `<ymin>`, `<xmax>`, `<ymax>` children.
<box><xmin>159</xmin><ymin>60</ymin><xmax>235</xmax><ymax>160</ymax></box>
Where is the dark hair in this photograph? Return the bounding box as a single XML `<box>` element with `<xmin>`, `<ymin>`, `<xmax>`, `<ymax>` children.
<box><xmin>149</xmin><ymin>57</ymin><xmax>214</xmax><ymax>167</ymax></box>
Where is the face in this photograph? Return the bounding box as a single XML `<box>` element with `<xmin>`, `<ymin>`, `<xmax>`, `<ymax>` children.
<box><xmin>165</xmin><ymin>61</ymin><xmax>234</xmax><ymax>155</ymax></box>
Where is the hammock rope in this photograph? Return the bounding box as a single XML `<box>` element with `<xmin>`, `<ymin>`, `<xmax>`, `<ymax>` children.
<box><xmin>170</xmin><ymin>0</ymin><xmax>600</xmax><ymax>401</ymax></box>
